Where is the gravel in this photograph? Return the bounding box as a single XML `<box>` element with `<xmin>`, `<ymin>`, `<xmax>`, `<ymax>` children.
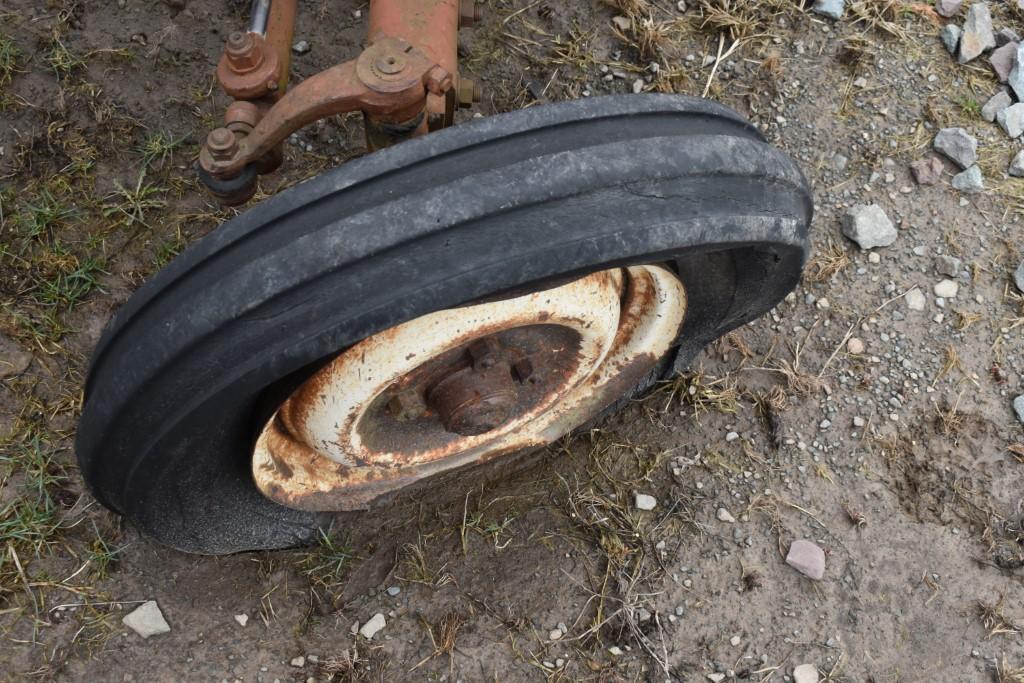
<box><xmin>292</xmin><ymin>40</ymin><xmax>310</xmax><ymax>54</ymax></box>
<box><xmin>910</xmin><ymin>156</ymin><xmax>944</xmax><ymax>185</ymax></box>
<box><xmin>1009</xmin><ymin>150</ymin><xmax>1024</xmax><ymax>177</ymax></box>
<box><xmin>786</xmin><ymin>539</ymin><xmax>826</xmax><ymax>580</ymax></box>
<box><xmin>122</xmin><ymin>601</ymin><xmax>171</xmax><ymax>639</ymax></box>
<box><xmin>951</xmin><ymin>165</ymin><xmax>984</xmax><ymax>193</ymax></box>
<box><xmin>934</xmin><ymin>279</ymin><xmax>959</xmax><ymax>298</ymax></box>
<box><xmin>940</xmin><ymin>25</ymin><xmax>961</xmax><ymax>55</ymax></box>
<box><xmin>1013</xmin><ymin>261</ymin><xmax>1024</xmax><ymax>291</ymax></box>
<box><xmin>1014</xmin><ymin>395</ymin><xmax>1024</xmax><ymax>425</ymax></box>
<box><xmin>990</xmin><ymin>41</ymin><xmax>1017</xmax><ymax>82</ymax></box>
<box><xmin>1009</xmin><ymin>43</ymin><xmax>1024</xmax><ymax>100</ymax></box>
<box><xmin>935</xmin><ymin>255</ymin><xmax>963</xmax><ymax>277</ymax></box>
<box><xmin>982</xmin><ymin>90</ymin><xmax>1012</xmax><ymax>122</ymax></box>
<box><xmin>716</xmin><ymin>507</ymin><xmax>736</xmax><ymax>523</ymax></box>
<box><xmin>793</xmin><ymin>663</ymin><xmax>821</xmax><ymax>683</ymax></box>
<box><xmin>358</xmin><ymin>613</ymin><xmax>386</xmax><ymax>639</ymax></box>
<box><xmin>935</xmin><ymin>0</ymin><xmax>963</xmax><ymax>17</ymax></box>
<box><xmin>634</xmin><ymin>493</ymin><xmax>657</xmax><ymax>510</ymax></box>
<box><xmin>933</xmin><ymin>128</ymin><xmax>978</xmax><ymax>168</ymax></box>
<box><xmin>906</xmin><ymin>288</ymin><xmax>927</xmax><ymax>311</ymax></box>
<box><xmin>958</xmin><ymin>2</ymin><xmax>996</xmax><ymax>64</ymax></box>
<box><xmin>234</xmin><ymin>614</ymin><xmax>248</xmax><ymax>627</ymax></box>
<box><xmin>841</xmin><ymin>204</ymin><xmax>897</xmax><ymax>249</ymax></box>
<box><xmin>811</xmin><ymin>0</ymin><xmax>844</xmax><ymax>20</ymax></box>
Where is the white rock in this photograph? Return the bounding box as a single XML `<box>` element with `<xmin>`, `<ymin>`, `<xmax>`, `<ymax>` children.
<box><xmin>847</xmin><ymin>337</ymin><xmax>865</xmax><ymax>354</ymax></box>
<box><xmin>997</xmin><ymin>103</ymin><xmax>1024</xmax><ymax>138</ymax></box>
<box><xmin>1009</xmin><ymin>150</ymin><xmax>1024</xmax><ymax>177</ymax></box>
<box><xmin>635</xmin><ymin>493</ymin><xmax>657</xmax><ymax>510</ymax></box>
<box><xmin>1013</xmin><ymin>395</ymin><xmax>1024</xmax><ymax>424</ymax></box>
<box><xmin>234</xmin><ymin>614</ymin><xmax>248</xmax><ymax>627</ymax></box>
<box><xmin>793</xmin><ymin>663</ymin><xmax>820</xmax><ymax>683</ymax></box>
<box><xmin>292</xmin><ymin>40</ymin><xmax>311</xmax><ymax>54</ymax></box>
<box><xmin>933</xmin><ymin>128</ymin><xmax>977</xmax><ymax>168</ymax></box>
<box><xmin>934</xmin><ymin>279</ymin><xmax>959</xmax><ymax>298</ymax></box>
<box><xmin>608</xmin><ymin>646</ymin><xmax>624</xmax><ymax>656</ymax></box>
<box><xmin>786</xmin><ymin>539</ymin><xmax>826</xmax><ymax>580</ymax></box>
<box><xmin>707</xmin><ymin>674</ymin><xmax>727</xmax><ymax>683</ymax></box>
<box><xmin>358</xmin><ymin>613</ymin><xmax>386</xmax><ymax>639</ymax></box>
<box><xmin>548</xmin><ymin>629</ymin><xmax>563</xmax><ymax>640</ymax></box>
<box><xmin>717</xmin><ymin>507</ymin><xmax>736</xmax><ymax>523</ymax></box>
<box><xmin>905</xmin><ymin>288</ymin><xmax>926</xmax><ymax>311</ymax></box>
<box><xmin>290</xmin><ymin>656</ymin><xmax>306</xmax><ymax>667</ymax></box>
<box><xmin>730</xmin><ymin>635</ymin><xmax>741</xmax><ymax>646</ymax></box>
<box><xmin>122</xmin><ymin>601</ymin><xmax>171</xmax><ymax>639</ymax></box>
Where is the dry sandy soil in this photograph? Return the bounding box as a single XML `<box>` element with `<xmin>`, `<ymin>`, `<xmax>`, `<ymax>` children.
<box><xmin>1</xmin><ymin>0</ymin><xmax>1023</xmax><ymax>681</ymax></box>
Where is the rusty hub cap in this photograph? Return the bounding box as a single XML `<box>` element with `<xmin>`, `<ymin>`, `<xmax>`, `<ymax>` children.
<box><xmin>252</xmin><ymin>266</ymin><xmax>686</xmax><ymax>512</ymax></box>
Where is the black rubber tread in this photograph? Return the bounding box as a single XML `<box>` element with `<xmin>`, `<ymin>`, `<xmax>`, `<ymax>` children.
<box><xmin>77</xmin><ymin>95</ymin><xmax>812</xmax><ymax>554</ymax></box>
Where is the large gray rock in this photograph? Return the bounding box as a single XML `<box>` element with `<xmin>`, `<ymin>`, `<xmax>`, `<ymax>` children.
<box><xmin>982</xmin><ymin>89</ymin><xmax>1012</xmax><ymax>122</ymax></box>
<box><xmin>1009</xmin><ymin>43</ymin><xmax>1024</xmax><ymax>100</ymax></box>
<box><xmin>959</xmin><ymin>3</ymin><xmax>996</xmax><ymax>63</ymax></box>
<box><xmin>940</xmin><ymin>24</ymin><xmax>961</xmax><ymax>54</ymax></box>
<box><xmin>841</xmin><ymin>204</ymin><xmax>897</xmax><ymax>249</ymax></box>
<box><xmin>990</xmin><ymin>41</ymin><xmax>1018</xmax><ymax>82</ymax></box>
<box><xmin>997</xmin><ymin>102</ymin><xmax>1024</xmax><ymax>138</ymax></box>
<box><xmin>1010</xmin><ymin>150</ymin><xmax>1024</xmax><ymax>177</ymax></box>
<box><xmin>811</xmin><ymin>0</ymin><xmax>844</xmax><ymax>20</ymax></box>
<box><xmin>935</xmin><ymin>0</ymin><xmax>963</xmax><ymax>17</ymax></box>
<box><xmin>951</xmin><ymin>165</ymin><xmax>984</xmax><ymax>193</ymax></box>
<box><xmin>122</xmin><ymin>601</ymin><xmax>171</xmax><ymax>639</ymax></box>
<box><xmin>933</xmin><ymin>128</ymin><xmax>977</xmax><ymax>168</ymax></box>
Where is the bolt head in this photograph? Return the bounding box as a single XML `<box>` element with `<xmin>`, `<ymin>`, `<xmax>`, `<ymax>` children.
<box><xmin>374</xmin><ymin>53</ymin><xmax>407</xmax><ymax>76</ymax></box>
<box><xmin>425</xmin><ymin>66</ymin><xmax>453</xmax><ymax>96</ymax></box>
<box><xmin>206</xmin><ymin>128</ymin><xmax>238</xmax><ymax>161</ymax></box>
<box><xmin>225</xmin><ymin>31</ymin><xmax>263</xmax><ymax>72</ymax></box>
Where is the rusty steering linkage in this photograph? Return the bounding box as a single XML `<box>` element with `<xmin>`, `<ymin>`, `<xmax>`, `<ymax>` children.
<box><xmin>199</xmin><ymin>37</ymin><xmax>452</xmax><ymax>205</ymax></box>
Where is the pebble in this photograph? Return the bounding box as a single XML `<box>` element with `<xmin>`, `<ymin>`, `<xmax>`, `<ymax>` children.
<box><xmin>934</xmin><ymin>280</ymin><xmax>959</xmax><ymax>298</ymax></box>
<box><xmin>841</xmin><ymin>204</ymin><xmax>897</xmax><ymax>249</ymax></box>
<box><xmin>958</xmin><ymin>2</ymin><xmax>995</xmax><ymax>64</ymax></box>
<box><xmin>290</xmin><ymin>656</ymin><xmax>305</xmax><ymax>667</ymax></box>
<box><xmin>1013</xmin><ymin>261</ymin><xmax>1024</xmax><ymax>291</ymax></box>
<box><xmin>1009</xmin><ymin>150</ymin><xmax>1024</xmax><ymax>177</ymax></box>
<box><xmin>635</xmin><ymin>493</ymin><xmax>657</xmax><ymax>511</ymax></box>
<box><xmin>786</xmin><ymin>539</ymin><xmax>826</xmax><ymax>580</ymax></box>
<box><xmin>935</xmin><ymin>255</ymin><xmax>962</xmax><ymax>277</ymax></box>
<box><xmin>998</xmin><ymin>28</ymin><xmax>1022</xmax><ymax>46</ymax></box>
<box><xmin>982</xmin><ymin>90</ymin><xmax>1012</xmax><ymax>122</ymax></box>
<box><xmin>234</xmin><ymin>614</ymin><xmax>248</xmax><ymax>627</ymax></box>
<box><xmin>938</xmin><ymin>24</ymin><xmax>960</xmax><ymax>55</ymax></box>
<box><xmin>811</xmin><ymin>0</ymin><xmax>844</xmax><ymax>20</ymax></box>
<box><xmin>122</xmin><ymin>601</ymin><xmax>171</xmax><ymax>639</ymax></box>
<box><xmin>611</xmin><ymin>15</ymin><xmax>631</xmax><ymax>30</ymax></box>
<box><xmin>935</xmin><ymin>0</ymin><xmax>963</xmax><ymax>17</ymax></box>
<box><xmin>730</xmin><ymin>635</ymin><xmax>741</xmax><ymax>646</ymax></box>
<box><xmin>847</xmin><ymin>337</ymin><xmax>865</xmax><ymax>354</ymax></box>
<box><xmin>358</xmin><ymin>613</ymin><xmax>386</xmax><ymax>639</ymax></box>
<box><xmin>707</xmin><ymin>674</ymin><xmax>727</xmax><ymax>683</ymax></box>
<box><xmin>608</xmin><ymin>646</ymin><xmax>623</xmax><ymax>656</ymax></box>
<box><xmin>717</xmin><ymin>507</ymin><xmax>736</xmax><ymax>523</ymax></box>
<box><xmin>292</xmin><ymin>40</ymin><xmax>310</xmax><ymax>54</ymax></box>
<box><xmin>632</xmin><ymin>78</ymin><xmax>645</xmax><ymax>94</ymax></box>
<box><xmin>386</xmin><ymin>586</ymin><xmax>401</xmax><ymax>596</ymax></box>
<box><xmin>910</xmin><ymin>156</ymin><xmax>944</xmax><ymax>185</ymax></box>
<box><xmin>990</xmin><ymin>41</ymin><xmax>1017</xmax><ymax>82</ymax></box>
<box><xmin>548</xmin><ymin>629</ymin><xmax>563</xmax><ymax>641</ymax></box>
<box><xmin>793</xmin><ymin>663</ymin><xmax>820</xmax><ymax>683</ymax></box>
<box><xmin>951</xmin><ymin>165</ymin><xmax>984</xmax><ymax>193</ymax></box>
<box><xmin>906</xmin><ymin>289</ymin><xmax>926</xmax><ymax>311</ymax></box>
<box><xmin>1013</xmin><ymin>395</ymin><xmax>1024</xmax><ymax>424</ymax></box>
<box><xmin>933</xmin><ymin>128</ymin><xmax>977</xmax><ymax>169</ymax></box>
<box><xmin>1010</xmin><ymin>43</ymin><xmax>1024</xmax><ymax>100</ymax></box>
<box><xmin>997</xmin><ymin>102</ymin><xmax>1024</xmax><ymax>138</ymax></box>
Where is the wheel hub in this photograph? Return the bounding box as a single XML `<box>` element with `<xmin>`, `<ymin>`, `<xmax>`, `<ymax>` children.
<box><xmin>252</xmin><ymin>265</ymin><xmax>686</xmax><ymax>512</ymax></box>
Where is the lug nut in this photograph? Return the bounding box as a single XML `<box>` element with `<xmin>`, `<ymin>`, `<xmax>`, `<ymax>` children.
<box><xmin>425</xmin><ymin>66</ymin><xmax>453</xmax><ymax>95</ymax></box>
<box><xmin>225</xmin><ymin>31</ymin><xmax>263</xmax><ymax>73</ymax></box>
<box><xmin>457</xmin><ymin>78</ymin><xmax>482</xmax><ymax>109</ymax></box>
<box><xmin>206</xmin><ymin>128</ymin><xmax>238</xmax><ymax>161</ymax></box>
<box><xmin>459</xmin><ymin>0</ymin><xmax>483</xmax><ymax>28</ymax></box>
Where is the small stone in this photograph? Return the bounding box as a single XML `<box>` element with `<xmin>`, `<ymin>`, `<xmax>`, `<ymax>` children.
<box><xmin>998</xmin><ymin>28</ymin><xmax>1022</xmax><ymax>46</ymax></box>
<box><xmin>358</xmin><ymin>613</ymin><xmax>386</xmax><ymax>640</ymax></box>
<box><xmin>997</xmin><ymin>102</ymin><xmax>1024</xmax><ymax>138</ymax></box>
<box><xmin>841</xmin><ymin>204</ymin><xmax>897</xmax><ymax>250</ymax></box>
<box><xmin>910</xmin><ymin>156</ymin><xmax>944</xmax><ymax>185</ymax></box>
<box><xmin>730</xmin><ymin>635</ymin><xmax>741</xmax><ymax>646</ymax></box>
<box><xmin>868</xmin><ymin>252</ymin><xmax>881</xmax><ymax>264</ymax></box>
<box><xmin>811</xmin><ymin>0</ymin><xmax>844</xmax><ymax>20</ymax></box>
<box><xmin>958</xmin><ymin>2</ymin><xmax>995</xmax><ymax>64</ymax></box>
<box><xmin>292</xmin><ymin>40</ymin><xmax>310</xmax><ymax>54</ymax></box>
<box><xmin>632</xmin><ymin>78</ymin><xmax>645</xmax><ymax>94</ymax></box>
<box><xmin>847</xmin><ymin>337</ymin><xmax>865</xmax><ymax>354</ymax></box>
<box><xmin>990</xmin><ymin>41</ymin><xmax>1018</xmax><ymax>82</ymax></box>
<box><xmin>935</xmin><ymin>0</ymin><xmax>962</xmax><ymax>17</ymax></box>
<box><xmin>234</xmin><ymin>614</ymin><xmax>248</xmax><ymax>627</ymax></box>
<box><xmin>933</xmin><ymin>128</ymin><xmax>977</xmax><ymax>169</ymax></box>
<box><xmin>934</xmin><ymin>279</ymin><xmax>959</xmax><ymax>298</ymax></box>
<box><xmin>717</xmin><ymin>507</ymin><xmax>736</xmax><ymax>523</ymax></box>
<box><xmin>906</xmin><ymin>289</ymin><xmax>926</xmax><ymax>311</ymax></box>
<box><xmin>608</xmin><ymin>646</ymin><xmax>624</xmax><ymax>656</ymax></box>
<box><xmin>725</xmin><ymin>430</ymin><xmax>739</xmax><ymax>441</ymax></box>
<box><xmin>1013</xmin><ymin>261</ymin><xmax>1024</xmax><ymax>291</ymax></box>
<box><xmin>1013</xmin><ymin>395</ymin><xmax>1024</xmax><ymax>424</ymax></box>
<box><xmin>831</xmin><ymin>153</ymin><xmax>848</xmax><ymax>171</ymax></box>
<box><xmin>793</xmin><ymin>663</ymin><xmax>820</xmax><ymax>683</ymax></box>
<box><xmin>935</xmin><ymin>255</ymin><xmax>962</xmax><ymax>277</ymax></box>
<box><xmin>707</xmin><ymin>674</ymin><xmax>727</xmax><ymax>683</ymax></box>
<box><xmin>1009</xmin><ymin>43</ymin><xmax>1024</xmax><ymax>100</ymax></box>
<box><xmin>853</xmin><ymin>416</ymin><xmax>866</xmax><ymax>427</ymax></box>
<box><xmin>611</xmin><ymin>15</ymin><xmax>631</xmax><ymax>31</ymax></box>
<box><xmin>386</xmin><ymin>586</ymin><xmax>401</xmax><ymax>596</ymax></box>
<box><xmin>982</xmin><ymin>90</ymin><xmax>1012</xmax><ymax>122</ymax></box>
<box><xmin>290</xmin><ymin>656</ymin><xmax>305</xmax><ymax>667</ymax></box>
<box><xmin>1009</xmin><ymin>150</ymin><xmax>1024</xmax><ymax>177</ymax></box>
<box><xmin>786</xmin><ymin>539</ymin><xmax>826</xmax><ymax>580</ymax></box>
<box><xmin>677</xmin><ymin>1</ymin><xmax>687</xmax><ymax>11</ymax></box>
<box><xmin>951</xmin><ymin>165</ymin><xmax>984</xmax><ymax>193</ymax></box>
<box><xmin>549</xmin><ymin>629</ymin><xmax>563</xmax><ymax>641</ymax></box>
<box><xmin>122</xmin><ymin>601</ymin><xmax>171</xmax><ymax>639</ymax></box>
<box><xmin>635</xmin><ymin>493</ymin><xmax>657</xmax><ymax>511</ymax></box>
<box><xmin>939</xmin><ymin>24</ymin><xmax>961</xmax><ymax>55</ymax></box>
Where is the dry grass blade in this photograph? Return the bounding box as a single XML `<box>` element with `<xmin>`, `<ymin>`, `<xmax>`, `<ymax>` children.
<box><xmin>804</xmin><ymin>239</ymin><xmax>851</xmax><ymax>283</ymax></box>
<box><xmin>979</xmin><ymin>596</ymin><xmax>1022</xmax><ymax>638</ymax></box>
<box><xmin>411</xmin><ymin>610</ymin><xmax>466</xmax><ymax>673</ymax></box>
<box><xmin>848</xmin><ymin>0</ymin><xmax>911</xmax><ymax>39</ymax></box>
<box><xmin>998</xmin><ymin>655</ymin><xmax>1024</xmax><ymax>683</ymax></box>
<box><xmin>1008</xmin><ymin>444</ymin><xmax>1024</xmax><ymax>464</ymax></box>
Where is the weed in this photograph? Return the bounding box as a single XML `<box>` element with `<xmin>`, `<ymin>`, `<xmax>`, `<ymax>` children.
<box><xmin>16</xmin><ymin>190</ymin><xmax>76</xmax><ymax>242</ymax></box>
<box><xmin>0</xmin><ymin>32</ymin><xmax>21</xmax><ymax>86</ymax></box>
<box><xmin>45</xmin><ymin>39</ymin><xmax>85</xmax><ymax>78</ymax></box>
<box><xmin>297</xmin><ymin>530</ymin><xmax>354</xmax><ymax>591</ymax></box>
<box><xmin>978</xmin><ymin>596</ymin><xmax>1022</xmax><ymax>638</ymax></box>
<box><xmin>137</xmin><ymin>131</ymin><xmax>188</xmax><ymax>170</ymax></box>
<box><xmin>103</xmin><ymin>171</ymin><xmax>168</xmax><ymax>229</ymax></box>
<box><xmin>656</xmin><ymin>370</ymin><xmax>740</xmax><ymax>416</ymax></box>
<box><xmin>955</xmin><ymin>94</ymin><xmax>981</xmax><ymax>117</ymax></box>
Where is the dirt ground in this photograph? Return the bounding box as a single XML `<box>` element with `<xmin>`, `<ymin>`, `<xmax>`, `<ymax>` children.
<box><xmin>1</xmin><ymin>0</ymin><xmax>1023</xmax><ymax>681</ymax></box>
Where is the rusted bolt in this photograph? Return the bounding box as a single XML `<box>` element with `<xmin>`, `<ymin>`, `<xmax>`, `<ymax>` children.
<box><xmin>512</xmin><ymin>357</ymin><xmax>534</xmax><ymax>383</ymax></box>
<box><xmin>374</xmin><ymin>53</ymin><xmax>407</xmax><ymax>76</ymax></box>
<box><xmin>459</xmin><ymin>0</ymin><xmax>483</xmax><ymax>28</ymax></box>
<box><xmin>424</xmin><ymin>66</ymin><xmax>453</xmax><ymax>96</ymax></box>
<box><xmin>458</xmin><ymin>78</ymin><xmax>482</xmax><ymax>109</ymax></box>
<box><xmin>468</xmin><ymin>337</ymin><xmax>502</xmax><ymax>369</ymax></box>
<box><xmin>387</xmin><ymin>389</ymin><xmax>425</xmax><ymax>421</ymax></box>
<box><xmin>206</xmin><ymin>128</ymin><xmax>238</xmax><ymax>161</ymax></box>
<box><xmin>225</xmin><ymin>31</ymin><xmax>263</xmax><ymax>73</ymax></box>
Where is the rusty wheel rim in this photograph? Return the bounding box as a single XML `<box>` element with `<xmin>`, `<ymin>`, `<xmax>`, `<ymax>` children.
<box><xmin>252</xmin><ymin>265</ymin><xmax>686</xmax><ymax>511</ymax></box>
